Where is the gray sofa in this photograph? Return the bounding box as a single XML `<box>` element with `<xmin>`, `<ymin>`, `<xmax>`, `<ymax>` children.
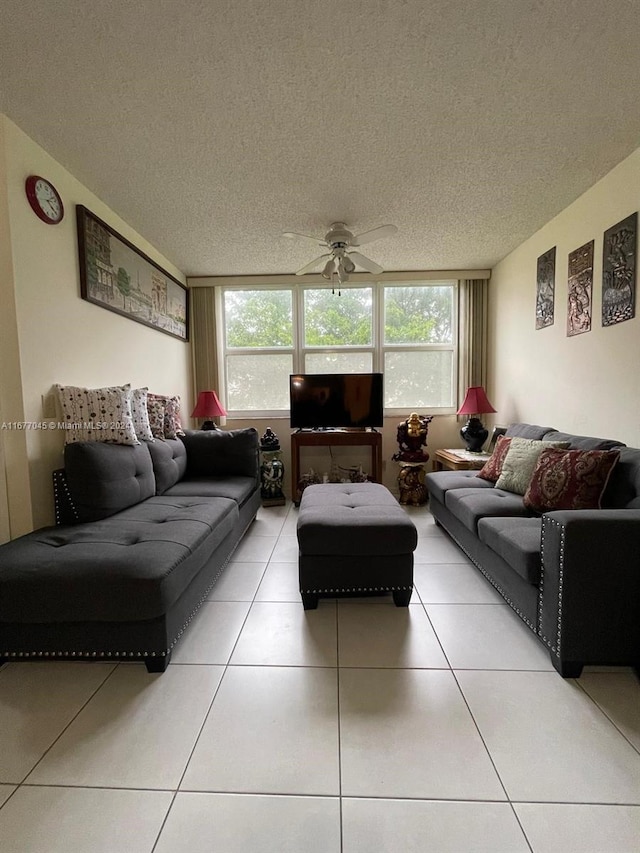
<box><xmin>0</xmin><ymin>429</ymin><xmax>261</xmax><ymax>673</ymax></box>
<box><xmin>425</xmin><ymin>423</ymin><xmax>640</xmax><ymax>677</ymax></box>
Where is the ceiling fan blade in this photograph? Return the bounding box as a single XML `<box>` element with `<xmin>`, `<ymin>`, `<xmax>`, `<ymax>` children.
<box><xmin>351</xmin><ymin>224</ymin><xmax>398</xmax><ymax>247</ymax></box>
<box><xmin>295</xmin><ymin>254</ymin><xmax>331</xmax><ymax>275</ymax></box>
<box><xmin>283</xmin><ymin>231</ymin><xmax>328</xmax><ymax>247</ymax></box>
<box><xmin>348</xmin><ymin>251</ymin><xmax>384</xmax><ymax>275</ymax></box>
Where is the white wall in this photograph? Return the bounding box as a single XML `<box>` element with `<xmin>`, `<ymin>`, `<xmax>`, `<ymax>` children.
<box><xmin>489</xmin><ymin>146</ymin><xmax>640</xmax><ymax>447</ymax></box>
<box><xmin>0</xmin><ymin>116</ymin><xmax>192</xmax><ymax>535</ymax></box>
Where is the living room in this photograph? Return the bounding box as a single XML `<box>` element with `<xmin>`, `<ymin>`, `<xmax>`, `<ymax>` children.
<box><xmin>0</xmin><ymin>2</ymin><xmax>639</xmax><ymax>850</ymax></box>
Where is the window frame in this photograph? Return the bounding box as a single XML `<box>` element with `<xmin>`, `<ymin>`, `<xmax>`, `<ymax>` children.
<box><xmin>217</xmin><ymin>279</ymin><xmax>458</xmax><ymax>419</ymax></box>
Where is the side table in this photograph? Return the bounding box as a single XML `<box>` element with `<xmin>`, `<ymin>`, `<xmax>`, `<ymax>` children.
<box><xmin>433</xmin><ymin>448</ymin><xmax>491</xmax><ymax>472</ymax></box>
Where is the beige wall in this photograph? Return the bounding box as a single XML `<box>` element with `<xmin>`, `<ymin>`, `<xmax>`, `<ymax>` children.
<box><xmin>0</xmin><ymin>116</ymin><xmax>192</xmax><ymax>536</ymax></box>
<box><xmin>489</xmin><ymin>146</ymin><xmax>640</xmax><ymax>447</ymax></box>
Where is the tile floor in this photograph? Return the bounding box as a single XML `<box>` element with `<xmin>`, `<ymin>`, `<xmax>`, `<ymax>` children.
<box><xmin>0</xmin><ymin>502</ymin><xmax>638</xmax><ymax>852</ymax></box>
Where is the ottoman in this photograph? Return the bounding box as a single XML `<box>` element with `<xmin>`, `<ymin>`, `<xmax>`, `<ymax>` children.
<box><xmin>296</xmin><ymin>482</ymin><xmax>418</xmax><ymax>609</ymax></box>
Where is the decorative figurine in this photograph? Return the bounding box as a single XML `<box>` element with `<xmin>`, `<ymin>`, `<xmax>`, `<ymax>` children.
<box><xmin>392</xmin><ymin>412</ymin><xmax>433</xmax><ymax>506</ymax></box>
<box><xmin>259</xmin><ymin>427</ymin><xmax>285</xmax><ymax>506</ymax></box>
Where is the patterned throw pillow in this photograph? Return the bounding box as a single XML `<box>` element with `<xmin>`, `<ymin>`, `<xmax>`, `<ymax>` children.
<box><xmin>476</xmin><ymin>435</ymin><xmax>513</xmax><ymax>482</ymax></box>
<box><xmin>523</xmin><ymin>447</ymin><xmax>620</xmax><ymax>512</ymax></box>
<box><xmin>130</xmin><ymin>387</ymin><xmax>154</xmax><ymax>442</ymax></box>
<box><xmin>55</xmin><ymin>384</ymin><xmax>139</xmax><ymax>446</ymax></box>
<box><xmin>148</xmin><ymin>393</ymin><xmax>185</xmax><ymax>439</ymax></box>
<box><xmin>495</xmin><ymin>437</ymin><xmax>571</xmax><ymax>495</ymax></box>
<box><xmin>146</xmin><ymin>395</ymin><xmax>166</xmax><ymax>439</ymax></box>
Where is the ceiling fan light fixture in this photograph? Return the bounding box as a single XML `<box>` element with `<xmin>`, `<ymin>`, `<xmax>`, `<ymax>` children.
<box><xmin>341</xmin><ymin>255</ymin><xmax>355</xmax><ymax>274</ymax></box>
<box><xmin>321</xmin><ymin>258</ymin><xmax>336</xmax><ymax>280</ymax></box>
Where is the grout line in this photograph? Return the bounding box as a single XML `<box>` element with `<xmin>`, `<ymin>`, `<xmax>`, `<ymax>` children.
<box><xmin>574</xmin><ymin>676</ymin><xmax>640</xmax><ymax>758</ymax></box>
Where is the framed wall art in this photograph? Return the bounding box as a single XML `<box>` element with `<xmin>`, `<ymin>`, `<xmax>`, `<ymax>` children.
<box><xmin>535</xmin><ymin>246</ymin><xmax>556</xmax><ymax>329</ymax></box>
<box><xmin>602</xmin><ymin>212</ymin><xmax>637</xmax><ymax>327</ymax></box>
<box><xmin>76</xmin><ymin>205</ymin><xmax>188</xmax><ymax>341</ymax></box>
<box><xmin>567</xmin><ymin>240</ymin><xmax>594</xmax><ymax>337</ymax></box>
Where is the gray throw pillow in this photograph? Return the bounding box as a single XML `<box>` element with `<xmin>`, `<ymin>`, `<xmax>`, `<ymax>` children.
<box><xmin>495</xmin><ymin>437</ymin><xmax>570</xmax><ymax>495</ymax></box>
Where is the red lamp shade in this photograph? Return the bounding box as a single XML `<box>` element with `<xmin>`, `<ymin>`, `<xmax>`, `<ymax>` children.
<box><xmin>457</xmin><ymin>386</ymin><xmax>496</xmax><ymax>416</ymax></box>
<box><xmin>191</xmin><ymin>390</ymin><xmax>227</xmax><ymax>419</ymax></box>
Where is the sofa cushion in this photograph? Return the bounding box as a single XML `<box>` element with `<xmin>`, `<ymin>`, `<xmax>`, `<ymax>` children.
<box><xmin>55</xmin><ymin>383</ymin><xmax>139</xmax><ymax>446</ymax></box>
<box><xmin>164</xmin><ymin>475</ymin><xmax>257</xmax><ymax>506</ymax></box>
<box><xmin>523</xmin><ymin>447</ymin><xmax>621</xmax><ymax>512</ymax></box>
<box><xmin>64</xmin><ymin>441</ymin><xmax>156</xmax><ymax>522</ymax></box>
<box><xmin>148</xmin><ymin>393</ymin><xmax>185</xmax><ymax>440</ymax></box>
<box><xmin>476</xmin><ymin>435</ymin><xmax>512</xmax><ymax>483</ymax></box>
<box><xmin>477</xmin><ymin>517</ymin><xmax>543</xmax><ymax>585</ymax></box>
<box><xmin>602</xmin><ymin>447</ymin><xmax>640</xmax><ymax>508</ymax></box>
<box><xmin>181</xmin><ymin>428</ymin><xmax>259</xmax><ymax>479</ymax></box>
<box><xmin>505</xmin><ymin>423</ymin><xmax>557</xmax><ymax>440</ymax></box>
<box><xmin>426</xmin><ymin>470</ymin><xmax>494</xmax><ymax>504</ymax></box>
<box><xmin>147</xmin><ymin>438</ymin><xmax>188</xmax><ymax>494</ymax></box>
<box><xmin>0</xmin><ymin>497</ymin><xmax>239</xmax><ymax>623</ymax></box>
<box><xmin>444</xmin><ymin>487</ymin><xmax>533</xmax><ymax>533</ymax></box>
<box><xmin>541</xmin><ymin>430</ymin><xmax>626</xmax><ymax>451</ymax></box>
<box><xmin>130</xmin><ymin>387</ymin><xmax>154</xmax><ymax>442</ymax></box>
<box><xmin>495</xmin><ymin>438</ymin><xmax>570</xmax><ymax>495</ymax></box>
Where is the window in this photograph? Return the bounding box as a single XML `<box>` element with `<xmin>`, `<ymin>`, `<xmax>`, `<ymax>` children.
<box><xmin>219</xmin><ymin>281</ymin><xmax>457</xmax><ymax>416</ymax></box>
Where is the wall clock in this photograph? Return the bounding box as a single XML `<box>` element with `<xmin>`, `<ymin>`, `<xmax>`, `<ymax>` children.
<box><xmin>25</xmin><ymin>175</ymin><xmax>64</xmax><ymax>224</ymax></box>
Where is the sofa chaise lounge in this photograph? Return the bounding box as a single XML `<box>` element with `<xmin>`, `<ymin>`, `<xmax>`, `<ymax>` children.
<box><xmin>425</xmin><ymin>423</ymin><xmax>640</xmax><ymax>677</ymax></box>
<box><xmin>0</xmin><ymin>428</ymin><xmax>261</xmax><ymax>673</ymax></box>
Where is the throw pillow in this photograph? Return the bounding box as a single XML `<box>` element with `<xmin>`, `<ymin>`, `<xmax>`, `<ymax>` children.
<box><xmin>523</xmin><ymin>447</ymin><xmax>620</xmax><ymax>512</ymax></box>
<box><xmin>148</xmin><ymin>393</ymin><xmax>185</xmax><ymax>440</ymax></box>
<box><xmin>55</xmin><ymin>383</ymin><xmax>139</xmax><ymax>446</ymax></box>
<box><xmin>495</xmin><ymin>437</ymin><xmax>570</xmax><ymax>495</ymax></box>
<box><xmin>146</xmin><ymin>395</ymin><xmax>166</xmax><ymax>439</ymax></box>
<box><xmin>130</xmin><ymin>387</ymin><xmax>154</xmax><ymax>442</ymax></box>
<box><xmin>476</xmin><ymin>435</ymin><xmax>512</xmax><ymax>482</ymax></box>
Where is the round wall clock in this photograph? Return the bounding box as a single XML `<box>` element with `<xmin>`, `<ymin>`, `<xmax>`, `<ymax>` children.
<box><xmin>25</xmin><ymin>175</ymin><xmax>64</xmax><ymax>224</ymax></box>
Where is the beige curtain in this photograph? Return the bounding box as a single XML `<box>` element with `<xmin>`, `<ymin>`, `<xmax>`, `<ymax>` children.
<box><xmin>457</xmin><ymin>278</ymin><xmax>489</xmax><ymax>409</ymax></box>
<box><xmin>189</xmin><ymin>287</ymin><xmax>224</xmax><ymax>423</ymax></box>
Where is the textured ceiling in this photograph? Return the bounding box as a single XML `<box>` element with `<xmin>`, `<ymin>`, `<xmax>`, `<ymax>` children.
<box><xmin>1</xmin><ymin>0</ymin><xmax>640</xmax><ymax>276</ymax></box>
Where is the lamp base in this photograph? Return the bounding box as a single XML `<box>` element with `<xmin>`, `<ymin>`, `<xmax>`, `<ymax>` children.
<box><xmin>460</xmin><ymin>417</ymin><xmax>488</xmax><ymax>453</ymax></box>
<box><xmin>201</xmin><ymin>421</ymin><xmax>220</xmax><ymax>431</ymax></box>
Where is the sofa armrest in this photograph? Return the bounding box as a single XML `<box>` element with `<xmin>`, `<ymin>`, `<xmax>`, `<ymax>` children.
<box><xmin>539</xmin><ymin>510</ymin><xmax>640</xmax><ymax>674</ymax></box>
<box><xmin>180</xmin><ymin>428</ymin><xmax>260</xmax><ymax>483</ymax></box>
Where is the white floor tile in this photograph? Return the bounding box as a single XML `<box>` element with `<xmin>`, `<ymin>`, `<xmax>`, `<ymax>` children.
<box><xmin>231</xmin><ymin>534</ymin><xmax>277</xmax><ymax>562</ymax></box>
<box><xmin>578</xmin><ymin>672</ymin><xmax>640</xmax><ymax>752</ymax></box>
<box><xmin>426</xmin><ymin>604</ymin><xmax>554</xmax><ymax>670</ymax></box>
<box><xmin>155</xmin><ymin>792</ymin><xmax>341</xmax><ymax>853</ymax></box>
<box><xmin>342</xmin><ymin>798</ymin><xmax>530</xmax><ymax>853</ymax></box>
<box><xmin>514</xmin><ymin>802</ymin><xmax>640</xmax><ymax>853</ymax></box>
<box><xmin>414</xmin><ymin>561</ymin><xmax>504</xmax><ymax>603</ymax></box>
<box><xmin>269</xmin><ymin>534</ymin><xmax>300</xmax><ymax>562</ymax></box>
<box><xmin>413</xmin><ymin>535</ymin><xmax>472</xmax><ymax>564</ymax></box>
<box><xmin>27</xmin><ymin>664</ymin><xmax>224</xmax><ymax>789</ymax></box>
<box><xmin>0</xmin><ymin>663</ymin><xmax>115</xmax><ymax>783</ymax></box>
<box><xmin>230</xmin><ymin>601</ymin><xmax>337</xmax><ymax>666</ymax></box>
<box><xmin>170</xmin><ymin>601</ymin><xmax>250</xmax><ymax>664</ymax></box>
<box><xmin>337</xmin><ymin>603</ymin><xmax>448</xmax><ymax>668</ymax></box>
<box><xmin>0</xmin><ymin>786</ymin><xmax>172</xmax><ymax>853</ymax></box>
<box><xmin>0</xmin><ymin>786</ymin><xmax>15</xmax><ymax>808</ymax></box>
<box><xmin>254</xmin><ymin>561</ymin><xmax>301</xmax><ymax>601</ymax></box>
<box><xmin>281</xmin><ymin>508</ymin><xmax>300</xmax><ymax>535</ymax></box>
<box><xmin>339</xmin><ymin>668</ymin><xmax>505</xmax><ymax>800</ymax></box>
<box><xmin>206</xmin><ymin>561</ymin><xmax>267</xmax><ymax>601</ymax></box>
<box><xmin>182</xmin><ymin>666</ymin><xmax>339</xmax><ymax>795</ymax></box>
<box><xmin>249</xmin><ymin>512</ymin><xmax>287</xmax><ymax>537</ymax></box>
<box><xmin>457</xmin><ymin>670</ymin><xmax>640</xmax><ymax>803</ymax></box>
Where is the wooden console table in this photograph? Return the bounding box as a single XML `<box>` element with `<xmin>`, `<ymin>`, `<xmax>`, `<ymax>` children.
<box><xmin>433</xmin><ymin>448</ymin><xmax>491</xmax><ymax>472</ymax></box>
<box><xmin>291</xmin><ymin>430</ymin><xmax>382</xmax><ymax>504</ymax></box>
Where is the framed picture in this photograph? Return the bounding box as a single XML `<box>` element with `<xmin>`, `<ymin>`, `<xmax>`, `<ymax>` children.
<box><xmin>602</xmin><ymin>212</ymin><xmax>637</xmax><ymax>327</ymax></box>
<box><xmin>535</xmin><ymin>246</ymin><xmax>556</xmax><ymax>329</ymax></box>
<box><xmin>487</xmin><ymin>426</ymin><xmax>507</xmax><ymax>455</ymax></box>
<box><xmin>76</xmin><ymin>205</ymin><xmax>188</xmax><ymax>341</ymax></box>
<box><xmin>567</xmin><ymin>239</ymin><xmax>594</xmax><ymax>337</ymax></box>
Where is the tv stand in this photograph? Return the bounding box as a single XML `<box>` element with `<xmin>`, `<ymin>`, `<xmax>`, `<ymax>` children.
<box><xmin>291</xmin><ymin>429</ymin><xmax>383</xmax><ymax>504</ymax></box>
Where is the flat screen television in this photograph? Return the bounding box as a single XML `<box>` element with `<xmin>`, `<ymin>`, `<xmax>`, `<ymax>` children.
<box><xmin>289</xmin><ymin>373</ymin><xmax>384</xmax><ymax>430</ymax></box>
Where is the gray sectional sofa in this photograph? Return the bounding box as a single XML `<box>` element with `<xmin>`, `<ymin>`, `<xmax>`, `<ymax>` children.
<box><xmin>425</xmin><ymin>423</ymin><xmax>640</xmax><ymax>677</ymax></box>
<box><xmin>0</xmin><ymin>429</ymin><xmax>261</xmax><ymax>673</ymax></box>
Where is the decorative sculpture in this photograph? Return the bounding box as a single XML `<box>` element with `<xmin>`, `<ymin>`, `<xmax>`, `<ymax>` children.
<box><xmin>397</xmin><ymin>464</ymin><xmax>428</xmax><ymax>506</ymax></box>
<box><xmin>392</xmin><ymin>412</ymin><xmax>434</xmax><ymax>463</ymax></box>
<box><xmin>259</xmin><ymin>427</ymin><xmax>285</xmax><ymax>506</ymax></box>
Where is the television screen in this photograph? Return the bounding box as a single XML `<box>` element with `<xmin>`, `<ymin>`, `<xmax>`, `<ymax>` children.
<box><xmin>289</xmin><ymin>373</ymin><xmax>383</xmax><ymax>429</ymax></box>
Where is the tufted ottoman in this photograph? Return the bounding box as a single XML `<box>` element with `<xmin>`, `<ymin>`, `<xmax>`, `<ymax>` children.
<box><xmin>296</xmin><ymin>482</ymin><xmax>418</xmax><ymax>609</ymax></box>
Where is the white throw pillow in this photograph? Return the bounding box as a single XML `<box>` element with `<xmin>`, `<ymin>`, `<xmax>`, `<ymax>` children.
<box><xmin>495</xmin><ymin>437</ymin><xmax>570</xmax><ymax>495</ymax></box>
<box><xmin>130</xmin><ymin>386</ymin><xmax>154</xmax><ymax>441</ymax></box>
<box><xmin>55</xmin><ymin>383</ymin><xmax>139</xmax><ymax>446</ymax></box>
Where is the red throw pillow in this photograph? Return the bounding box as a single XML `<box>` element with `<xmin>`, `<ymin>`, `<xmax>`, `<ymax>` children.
<box><xmin>523</xmin><ymin>447</ymin><xmax>620</xmax><ymax>512</ymax></box>
<box><xmin>476</xmin><ymin>435</ymin><xmax>512</xmax><ymax>483</ymax></box>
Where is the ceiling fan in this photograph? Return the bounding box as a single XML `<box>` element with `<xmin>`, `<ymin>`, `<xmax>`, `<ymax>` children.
<box><xmin>283</xmin><ymin>222</ymin><xmax>398</xmax><ymax>291</ymax></box>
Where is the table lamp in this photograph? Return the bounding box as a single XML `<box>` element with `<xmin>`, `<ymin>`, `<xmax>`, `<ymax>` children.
<box><xmin>191</xmin><ymin>390</ymin><xmax>227</xmax><ymax>430</ymax></box>
<box><xmin>457</xmin><ymin>386</ymin><xmax>496</xmax><ymax>452</ymax></box>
